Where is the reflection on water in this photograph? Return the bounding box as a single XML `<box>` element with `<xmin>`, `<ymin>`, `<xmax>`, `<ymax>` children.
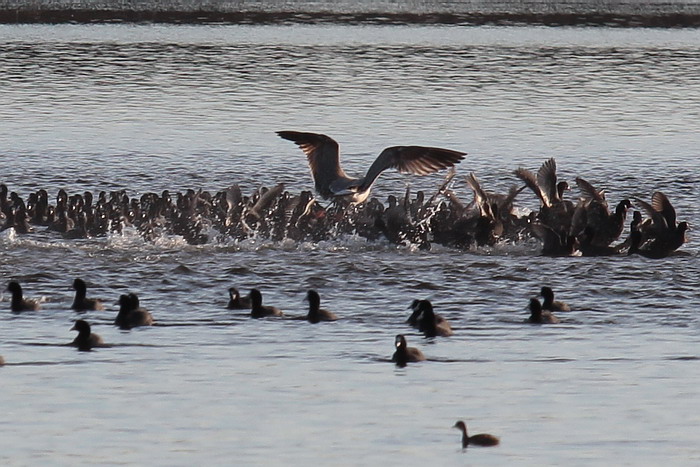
<box><xmin>1</xmin><ymin>24</ymin><xmax>700</xmax><ymax>465</ymax></box>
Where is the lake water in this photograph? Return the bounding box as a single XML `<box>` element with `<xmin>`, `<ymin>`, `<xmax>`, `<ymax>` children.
<box><xmin>1</xmin><ymin>24</ymin><xmax>699</xmax><ymax>465</ymax></box>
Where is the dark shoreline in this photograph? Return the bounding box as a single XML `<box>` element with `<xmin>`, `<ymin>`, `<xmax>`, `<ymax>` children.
<box><xmin>1</xmin><ymin>9</ymin><xmax>700</xmax><ymax>27</ymax></box>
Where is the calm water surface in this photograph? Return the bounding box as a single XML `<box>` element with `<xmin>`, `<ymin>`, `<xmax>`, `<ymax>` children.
<box><xmin>1</xmin><ymin>24</ymin><xmax>700</xmax><ymax>465</ymax></box>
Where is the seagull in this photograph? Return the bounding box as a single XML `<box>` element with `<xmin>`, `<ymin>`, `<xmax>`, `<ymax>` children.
<box><xmin>277</xmin><ymin>131</ymin><xmax>466</xmax><ymax>204</ymax></box>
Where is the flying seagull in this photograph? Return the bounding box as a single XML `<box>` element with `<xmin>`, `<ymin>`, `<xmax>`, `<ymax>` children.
<box><xmin>277</xmin><ymin>131</ymin><xmax>466</xmax><ymax>204</ymax></box>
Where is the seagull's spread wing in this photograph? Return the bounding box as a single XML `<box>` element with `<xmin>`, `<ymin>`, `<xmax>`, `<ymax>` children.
<box><xmin>360</xmin><ymin>146</ymin><xmax>465</xmax><ymax>192</ymax></box>
<box><xmin>277</xmin><ymin>131</ymin><xmax>348</xmax><ymax>198</ymax></box>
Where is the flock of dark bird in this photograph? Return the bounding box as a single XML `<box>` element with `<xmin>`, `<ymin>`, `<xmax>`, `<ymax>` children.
<box><xmin>6</xmin><ymin>276</ymin><xmax>574</xmax><ymax>447</ymax></box>
<box><xmin>0</xmin><ymin>131</ymin><xmax>691</xmax><ymax>258</ymax></box>
<box><xmin>1</xmin><ymin>131</ymin><xmax>692</xmax><ymax>449</ymax></box>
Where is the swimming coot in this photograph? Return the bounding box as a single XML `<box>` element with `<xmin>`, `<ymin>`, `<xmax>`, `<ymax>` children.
<box><xmin>392</xmin><ymin>334</ymin><xmax>426</xmax><ymax>367</ymax></box>
<box><xmin>249</xmin><ymin>288</ymin><xmax>284</xmax><ymax>318</ymax></box>
<box><xmin>7</xmin><ymin>281</ymin><xmax>40</xmax><ymax>312</ymax></box>
<box><xmin>453</xmin><ymin>420</ymin><xmax>500</xmax><ymax>448</ymax></box>
<box><xmin>305</xmin><ymin>290</ymin><xmax>338</xmax><ymax>323</ymax></box>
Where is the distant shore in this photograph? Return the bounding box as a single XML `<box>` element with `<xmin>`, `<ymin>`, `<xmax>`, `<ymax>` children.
<box><xmin>1</xmin><ymin>1</ymin><xmax>700</xmax><ymax>26</ymax></box>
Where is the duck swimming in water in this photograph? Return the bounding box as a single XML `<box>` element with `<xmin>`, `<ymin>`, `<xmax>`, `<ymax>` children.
<box><xmin>633</xmin><ymin>192</ymin><xmax>689</xmax><ymax>258</ymax></box>
<box><xmin>540</xmin><ymin>286</ymin><xmax>570</xmax><ymax>312</ymax></box>
<box><xmin>227</xmin><ymin>287</ymin><xmax>251</xmax><ymax>310</ymax></box>
<box><xmin>115</xmin><ymin>293</ymin><xmax>154</xmax><ymax>329</ymax></box>
<box><xmin>71</xmin><ymin>278</ymin><xmax>104</xmax><ymax>311</ymax></box>
<box><xmin>574</xmin><ymin>177</ymin><xmax>631</xmax><ymax>247</ymax></box>
<box><xmin>515</xmin><ymin>158</ymin><xmax>575</xmax><ymax>237</ymax></box>
<box><xmin>6</xmin><ymin>281</ymin><xmax>41</xmax><ymax>312</ymax></box>
<box><xmin>413</xmin><ymin>300</ymin><xmax>453</xmax><ymax>337</ymax></box>
<box><xmin>392</xmin><ymin>334</ymin><xmax>426</xmax><ymax>367</ymax></box>
<box><xmin>249</xmin><ymin>288</ymin><xmax>284</xmax><ymax>318</ymax></box>
<box><xmin>528</xmin><ymin>298</ymin><xmax>560</xmax><ymax>324</ymax></box>
<box><xmin>70</xmin><ymin>319</ymin><xmax>104</xmax><ymax>351</ymax></box>
<box><xmin>305</xmin><ymin>290</ymin><xmax>338</xmax><ymax>323</ymax></box>
<box><xmin>453</xmin><ymin>421</ymin><xmax>500</xmax><ymax>448</ymax></box>
<box><xmin>277</xmin><ymin>131</ymin><xmax>466</xmax><ymax>204</ymax></box>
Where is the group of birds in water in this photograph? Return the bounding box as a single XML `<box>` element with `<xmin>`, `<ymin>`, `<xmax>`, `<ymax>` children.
<box><xmin>1</xmin><ymin>131</ymin><xmax>691</xmax><ymax>449</ymax></box>
<box><xmin>4</xmin><ymin>274</ymin><xmax>576</xmax><ymax>448</ymax></box>
<box><xmin>0</xmin><ymin>131</ymin><xmax>690</xmax><ymax>257</ymax></box>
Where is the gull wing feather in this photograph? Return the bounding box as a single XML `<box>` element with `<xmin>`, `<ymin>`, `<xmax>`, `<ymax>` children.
<box><xmin>277</xmin><ymin>131</ymin><xmax>349</xmax><ymax>198</ymax></box>
<box><xmin>360</xmin><ymin>146</ymin><xmax>465</xmax><ymax>193</ymax></box>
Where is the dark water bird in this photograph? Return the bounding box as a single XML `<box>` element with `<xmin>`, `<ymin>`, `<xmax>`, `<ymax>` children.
<box><xmin>627</xmin><ymin>227</ymin><xmax>688</xmax><ymax>259</ymax></box>
<box><xmin>1</xmin><ymin>206</ymin><xmax>32</xmax><ymax>233</ymax></box>
<box><xmin>115</xmin><ymin>293</ymin><xmax>154</xmax><ymax>329</ymax></box>
<box><xmin>465</xmin><ymin>172</ymin><xmax>524</xmax><ymax>219</ymax></box>
<box><xmin>277</xmin><ymin>131</ymin><xmax>466</xmax><ymax>204</ymax></box>
<box><xmin>515</xmin><ymin>158</ymin><xmax>574</xmax><ymax>235</ymax></box>
<box><xmin>227</xmin><ymin>287</ymin><xmax>251</xmax><ymax>310</ymax></box>
<box><xmin>453</xmin><ymin>421</ymin><xmax>500</xmax><ymax>448</ymax></box>
<box><xmin>540</xmin><ymin>286</ymin><xmax>570</xmax><ymax>312</ymax></box>
<box><xmin>464</xmin><ymin>173</ymin><xmax>505</xmax><ymax>246</ymax></box>
<box><xmin>6</xmin><ymin>281</ymin><xmax>41</xmax><ymax>312</ymax></box>
<box><xmin>392</xmin><ymin>334</ymin><xmax>426</xmax><ymax>367</ymax></box>
<box><xmin>71</xmin><ymin>278</ymin><xmax>104</xmax><ymax>311</ymax></box>
<box><xmin>531</xmin><ymin>222</ymin><xmax>579</xmax><ymax>257</ymax></box>
<box><xmin>528</xmin><ymin>298</ymin><xmax>560</xmax><ymax>324</ymax></box>
<box><xmin>247</xmin><ymin>183</ymin><xmax>285</xmax><ymax>220</ymax></box>
<box><xmin>575</xmin><ymin>177</ymin><xmax>631</xmax><ymax>246</ymax></box>
<box><xmin>415</xmin><ymin>300</ymin><xmax>453</xmax><ymax>337</ymax></box>
<box><xmin>0</xmin><ymin>183</ymin><xmax>9</xmax><ymax>217</ymax></box>
<box><xmin>614</xmin><ymin>210</ymin><xmax>643</xmax><ymax>253</ymax></box>
<box><xmin>627</xmin><ymin>230</ymin><xmax>660</xmax><ymax>259</ymax></box>
<box><xmin>407</xmin><ymin>299</ymin><xmax>451</xmax><ymax>333</ymax></box>
<box><xmin>305</xmin><ymin>290</ymin><xmax>338</xmax><ymax>323</ymax></box>
<box><xmin>378</xmin><ymin>194</ymin><xmax>412</xmax><ymax>245</ymax></box>
<box><xmin>576</xmin><ymin>226</ymin><xmax>621</xmax><ymax>257</ymax></box>
<box><xmin>0</xmin><ymin>174</ymin><xmax>685</xmax><ymax>256</ymax></box>
<box><xmin>71</xmin><ymin>319</ymin><xmax>104</xmax><ymax>351</ymax></box>
<box><xmin>634</xmin><ymin>192</ymin><xmax>689</xmax><ymax>258</ymax></box>
<box><xmin>0</xmin><ymin>355</ymin><xmax>4</xmax><ymax>366</ymax></box>
<box><xmin>249</xmin><ymin>288</ymin><xmax>284</xmax><ymax>318</ymax></box>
